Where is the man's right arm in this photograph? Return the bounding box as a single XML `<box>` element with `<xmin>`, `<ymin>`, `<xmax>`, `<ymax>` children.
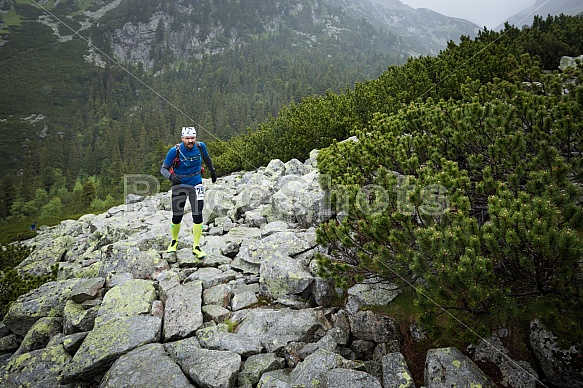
<box><xmin>160</xmin><ymin>163</ymin><xmax>172</xmax><ymax>180</ymax></box>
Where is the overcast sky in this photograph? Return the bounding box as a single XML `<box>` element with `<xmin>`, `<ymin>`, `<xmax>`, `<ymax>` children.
<box><xmin>399</xmin><ymin>0</ymin><xmax>537</xmax><ymax>29</ymax></box>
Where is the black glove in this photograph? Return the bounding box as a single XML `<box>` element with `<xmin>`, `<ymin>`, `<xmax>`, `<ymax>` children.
<box><xmin>169</xmin><ymin>174</ymin><xmax>181</xmax><ymax>185</ymax></box>
<box><xmin>211</xmin><ymin>170</ymin><xmax>217</xmax><ymax>183</ymax></box>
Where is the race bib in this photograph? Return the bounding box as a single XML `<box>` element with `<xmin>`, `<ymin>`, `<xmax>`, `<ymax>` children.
<box><xmin>195</xmin><ymin>184</ymin><xmax>205</xmax><ymax>201</ymax></box>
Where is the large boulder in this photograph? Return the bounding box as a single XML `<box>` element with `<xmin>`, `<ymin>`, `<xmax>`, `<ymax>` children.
<box><xmin>530</xmin><ymin>319</ymin><xmax>583</xmax><ymax>388</ymax></box>
<box><xmin>0</xmin><ymin>345</ymin><xmax>73</xmax><ymax>388</ymax></box>
<box><xmin>61</xmin><ymin>280</ymin><xmax>161</xmax><ymax>383</ymax></box>
<box><xmin>232</xmin><ymin>308</ymin><xmax>331</xmax><ymax>353</ymax></box>
<box><xmin>424</xmin><ymin>347</ymin><xmax>496</xmax><ymax>388</ymax></box>
<box><xmin>2</xmin><ymin>279</ymin><xmax>84</xmax><ymax>336</ymax></box>
<box><xmin>100</xmin><ymin>343</ymin><xmax>194</xmax><ymax>388</ymax></box>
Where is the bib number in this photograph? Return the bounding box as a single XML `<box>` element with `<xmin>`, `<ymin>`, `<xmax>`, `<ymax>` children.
<box><xmin>195</xmin><ymin>184</ymin><xmax>205</xmax><ymax>201</ymax></box>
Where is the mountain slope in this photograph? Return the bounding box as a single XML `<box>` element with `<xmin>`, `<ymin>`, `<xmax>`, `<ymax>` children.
<box><xmin>498</xmin><ymin>0</ymin><xmax>583</xmax><ymax>29</ymax></box>
<box><xmin>0</xmin><ymin>0</ymin><xmax>479</xmax><ymax>174</ymax></box>
<box><xmin>84</xmin><ymin>0</ymin><xmax>479</xmax><ymax>70</ymax></box>
<box><xmin>334</xmin><ymin>0</ymin><xmax>479</xmax><ymax>55</ymax></box>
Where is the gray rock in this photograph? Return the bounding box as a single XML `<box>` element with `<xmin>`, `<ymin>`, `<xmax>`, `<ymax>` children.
<box><xmin>233</xmin><ymin>182</ymin><xmax>272</xmax><ymax>213</ymax></box>
<box><xmin>409</xmin><ymin>321</ymin><xmax>428</xmax><ymax>342</ymax></box>
<box><xmin>203</xmin><ymin>283</ymin><xmax>232</xmax><ymax>308</ymax></box>
<box><xmin>186</xmin><ymin>267</ymin><xmax>237</xmax><ymax>289</ymax></box>
<box><xmin>238</xmin><ymin>353</ymin><xmax>286</xmax><ymax>387</ymax></box>
<box><xmin>289</xmin><ymin>349</ymin><xmax>363</xmax><ymax>388</ymax></box>
<box><xmin>470</xmin><ymin>335</ymin><xmax>538</xmax><ymax>388</ymax></box>
<box><xmin>381</xmin><ymin>352</ymin><xmax>416</xmax><ymax>387</ymax></box>
<box><xmin>0</xmin><ymin>345</ymin><xmax>73</xmax><ymax>388</ymax></box>
<box><xmin>559</xmin><ymin>55</ymin><xmax>583</xmax><ymax>71</ymax></box>
<box><xmin>325</xmin><ymin>326</ymin><xmax>350</xmax><ymax>346</ymax></box>
<box><xmin>100</xmin><ymin>343</ymin><xmax>194</xmax><ymax>388</ymax></box>
<box><xmin>177</xmin><ymin>249</ymin><xmax>204</xmax><ymax>268</ymax></box>
<box><xmin>178</xmin><ymin>347</ymin><xmax>241</xmax><ymax>388</ymax></box>
<box><xmin>351</xmin><ymin>339</ymin><xmax>376</xmax><ymax>361</ymax></box>
<box><xmin>61</xmin><ymin>315</ymin><xmax>162</xmax><ymax>383</ymax></box>
<box><xmin>164</xmin><ymin>335</ymin><xmax>201</xmax><ymax>362</ymax></box>
<box><xmin>202</xmin><ymin>304</ymin><xmax>231</xmax><ymax>323</ymax></box>
<box><xmin>284</xmin><ymin>158</ymin><xmax>308</xmax><ymax>176</ymax></box>
<box><xmin>154</xmin><ymin>269</ymin><xmax>182</xmax><ymax>301</ymax></box>
<box><xmin>204</xmin><ymin>187</ymin><xmax>236</xmax><ymax>223</ymax></box>
<box><xmin>61</xmin><ymin>279</ymin><xmax>161</xmax><ymax>383</ymax></box>
<box><xmin>94</xmin><ymin>279</ymin><xmax>157</xmax><ymax>326</ymax></box>
<box><xmin>0</xmin><ymin>323</ymin><xmax>9</xmax><ymax>338</ymax></box>
<box><xmin>97</xmin><ymin>242</ymin><xmax>168</xmax><ymax>280</ymax></box>
<box><xmin>264</xmin><ymin>159</ymin><xmax>286</xmax><ymax>178</ymax></box>
<box><xmin>261</xmin><ymin>220</ymin><xmax>289</xmax><ymax>237</ymax></box>
<box><xmin>236</xmin><ymin>231</ymin><xmax>312</xmax><ymax>265</ymax></box>
<box><xmin>0</xmin><ymin>334</ymin><xmax>21</xmax><ymax>356</ymax></box>
<box><xmin>257</xmin><ymin>369</ymin><xmax>292</xmax><ymax>388</ymax></box>
<box><xmin>348</xmin><ymin>310</ymin><xmax>400</xmax><ymax>345</ymax></box>
<box><xmin>17</xmin><ymin>234</ymin><xmax>76</xmax><ymax>277</ymax></box>
<box><xmin>11</xmin><ymin>316</ymin><xmax>62</xmax><ymax>358</ymax></box>
<box><xmin>259</xmin><ymin>255</ymin><xmax>314</xmax><ymax>299</ymax></box>
<box><xmin>530</xmin><ymin>319</ymin><xmax>583</xmax><ymax>388</ymax></box>
<box><xmin>311</xmin><ymin>277</ymin><xmax>336</xmax><ymax>307</ymax></box>
<box><xmin>71</xmin><ymin>278</ymin><xmax>105</xmax><ymax>303</ymax></box>
<box><xmin>325</xmin><ymin>368</ymin><xmax>382</xmax><ymax>388</ymax></box>
<box><xmin>345</xmin><ymin>280</ymin><xmax>400</xmax><ymax>313</ymax></box>
<box><xmin>232</xmin><ymin>290</ymin><xmax>259</xmax><ymax>311</ymax></box>
<box><xmin>232</xmin><ymin>308</ymin><xmax>331</xmax><ymax>353</ymax></box>
<box><xmin>63</xmin><ymin>300</ymin><xmax>98</xmax><ymax>334</ymax></box>
<box><xmin>61</xmin><ymin>331</ymin><xmax>88</xmax><ymax>354</ymax></box>
<box><xmin>104</xmin><ymin>272</ymin><xmax>134</xmax><ymax>288</ymax></box>
<box><xmin>5</xmin><ymin>150</ymin><xmax>551</xmax><ymax>387</ymax></box>
<box><xmin>125</xmin><ymin>193</ymin><xmax>144</xmax><ymax>204</ymax></box>
<box><xmin>424</xmin><ymin>347</ymin><xmax>496</xmax><ymax>388</ymax></box>
<box><xmin>163</xmin><ymin>281</ymin><xmax>203</xmax><ymax>341</ymax></box>
<box><xmin>220</xmin><ymin>240</ymin><xmax>241</xmax><ymax>257</ymax></box>
<box><xmin>2</xmin><ymin>279</ymin><xmax>84</xmax><ymax>336</ymax></box>
<box><xmin>197</xmin><ymin>323</ymin><xmax>263</xmax><ymax>356</ymax></box>
<box><xmin>373</xmin><ymin>341</ymin><xmax>400</xmax><ymax>360</ymax></box>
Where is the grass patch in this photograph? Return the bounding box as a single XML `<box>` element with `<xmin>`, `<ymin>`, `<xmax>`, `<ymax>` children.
<box><xmin>224</xmin><ymin>319</ymin><xmax>239</xmax><ymax>333</ymax></box>
<box><xmin>1</xmin><ymin>9</ymin><xmax>24</xmax><ymax>32</ymax></box>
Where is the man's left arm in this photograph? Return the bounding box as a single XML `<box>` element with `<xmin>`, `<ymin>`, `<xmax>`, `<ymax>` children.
<box><xmin>201</xmin><ymin>143</ymin><xmax>217</xmax><ymax>183</ymax></box>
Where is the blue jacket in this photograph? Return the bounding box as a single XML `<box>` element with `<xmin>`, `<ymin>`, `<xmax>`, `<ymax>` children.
<box><xmin>160</xmin><ymin>142</ymin><xmax>214</xmax><ymax>186</ymax></box>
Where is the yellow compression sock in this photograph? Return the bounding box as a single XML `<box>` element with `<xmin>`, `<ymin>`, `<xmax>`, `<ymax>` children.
<box><xmin>192</xmin><ymin>223</ymin><xmax>206</xmax><ymax>258</ymax></box>
<box><xmin>192</xmin><ymin>223</ymin><xmax>203</xmax><ymax>247</ymax></box>
<box><xmin>171</xmin><ymin>222</ymin><xmax>181</xmax><ymax>241</ymax></box>
<box><xmin>167</xmin><ymin>222</ymin><xmax>181</xmax><ymax>253</ymax></box>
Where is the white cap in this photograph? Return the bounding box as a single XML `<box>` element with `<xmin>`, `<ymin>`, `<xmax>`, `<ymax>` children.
<box><xmin>181</xmin><ymin>127</ymin><xmax>196</xmax><ymax>137</ymax></box>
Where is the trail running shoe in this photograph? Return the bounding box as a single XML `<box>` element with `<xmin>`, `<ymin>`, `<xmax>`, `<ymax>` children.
<box><xmin>193</xmin><ymin>245</ymin><xmax>206</xmax><ymax>259</ymax></box>
<box><xmin>167</xmin><ymin>240</ymin><xmax>178</xmax><ymax>253</ymax></box>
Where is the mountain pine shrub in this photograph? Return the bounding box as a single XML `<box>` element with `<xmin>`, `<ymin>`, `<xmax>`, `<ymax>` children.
<box><xmin>316</xmin><ymin>54</ymin><xmax>583</xmax><ymax>342</ymax></box>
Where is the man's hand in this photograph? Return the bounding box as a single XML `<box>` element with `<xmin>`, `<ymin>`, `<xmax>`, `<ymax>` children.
<box><xmin>170</xmin><ymin>174</ymin><xmax>181</xmax><ymax>185</ymax></box>
<box><xmin>211</xmin><ymin>170</ymin><xmax>217</xmax><ymax>183</ymax></box>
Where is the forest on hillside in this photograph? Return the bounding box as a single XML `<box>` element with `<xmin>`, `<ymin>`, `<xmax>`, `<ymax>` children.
<box><xmin>0</xmin><ymin>0</ymin><xmax>406</xmax><ymax>237</ymax></box>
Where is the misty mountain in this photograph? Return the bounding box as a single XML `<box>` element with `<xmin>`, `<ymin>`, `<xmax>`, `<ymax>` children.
<box><xmin>333</xmin><ymin>0</ymin><xmax>479</xmax><ymax>55</ymax></box>
<box><xmin>498</xmin><ymin>0</ymin><xmax>583</xmax><ymax>30</ymax></box>
<box><xmin>1</xmin><ymin>0</ymin><xmax>479</xmax><ymax>70</ymax></box>
<box><xmin>85</xmin><ymin>0</ymin><xmax>480</xmax><ymax>70</ymax></box>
